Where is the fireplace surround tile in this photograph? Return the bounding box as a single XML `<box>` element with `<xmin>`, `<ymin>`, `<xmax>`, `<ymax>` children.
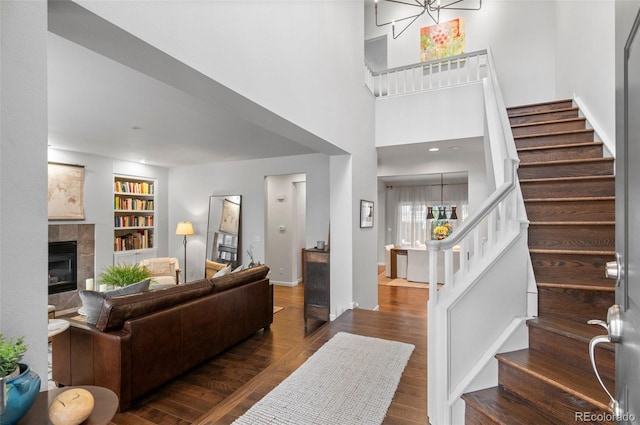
<box><xmin>48</xmin><ymin>224</ymin><xmax>95</xmax><ymax>312</ymax></box>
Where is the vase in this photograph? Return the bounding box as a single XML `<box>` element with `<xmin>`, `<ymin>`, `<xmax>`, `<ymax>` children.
<box><xmin>0</xmin><ymin>364</ymin><xmax>41</xmax><ymax>425</ymax></box>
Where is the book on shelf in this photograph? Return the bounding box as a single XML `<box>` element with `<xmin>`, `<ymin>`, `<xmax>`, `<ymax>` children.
<box><xmin>114</xmin><ymin>180</ymin><xmax>155</xmax><ymax>195</ymax></box>
<box><xmin>114</xmin><ymin>229</ymin><xmax>152</xmax><ymax>251</ymax></box>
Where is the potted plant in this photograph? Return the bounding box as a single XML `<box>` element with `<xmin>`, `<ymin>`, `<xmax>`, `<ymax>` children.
<box><xmin>0</xmin><ymin>334</ymin><xmax>40</xmax><ymax>425</ymax></box>
<box><xmin>0</xmin><ymin>334</ymin><xmax>26</xmax><ymax>380</ymax></box>
<box><xmin>98</xmin><ymin>263</ymin><xmax>152</xmax><ymax>288</ymax></box>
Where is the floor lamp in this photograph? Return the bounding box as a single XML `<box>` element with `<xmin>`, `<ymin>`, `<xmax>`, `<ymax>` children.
<box><xmin>175</xmin><ymin>221</ymin><xmax>194</xmax><ymax>283</ymax></box>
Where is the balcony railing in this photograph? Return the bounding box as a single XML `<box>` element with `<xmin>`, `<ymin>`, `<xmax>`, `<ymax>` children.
<box><xmin>364</xmin><ymin>50</ymin><xmax>488</xmax><ymax>97</ymax></box>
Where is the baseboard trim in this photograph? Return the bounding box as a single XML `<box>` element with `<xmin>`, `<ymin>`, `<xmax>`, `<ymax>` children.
<box><xmin>271</xmin><ymin>280</ymin><xmax>299</xmax><ymax>287</ymax></box>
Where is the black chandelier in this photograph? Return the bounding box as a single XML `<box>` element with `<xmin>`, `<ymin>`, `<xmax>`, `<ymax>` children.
<box><xmin>374</xmin><ymin>0</ymin><xmax>482</xmax><ymax>39</ymax></box>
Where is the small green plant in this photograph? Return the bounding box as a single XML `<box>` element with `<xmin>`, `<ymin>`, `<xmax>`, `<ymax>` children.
<box><xmin>98</xmin><ymin>263</ymin><xmax>152</xmax><ymax>288</ymax></box>
<box><xmin>0</xmin><ymin>334</ymin><xmax>27</xmax><ymax>377</ymax></box>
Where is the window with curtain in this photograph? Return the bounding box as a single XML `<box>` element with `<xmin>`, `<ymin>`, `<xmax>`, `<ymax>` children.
<box><xmin>385</xmin><ymin>182</ymin><xmax>468</xmax><ymax>247</ymax></box>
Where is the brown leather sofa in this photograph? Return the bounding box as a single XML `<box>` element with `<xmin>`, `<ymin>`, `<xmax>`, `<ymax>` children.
<box><xmin>52</xmin><ymin>265</ymin><xmax>272</xmax><ymax>411</ymax></box>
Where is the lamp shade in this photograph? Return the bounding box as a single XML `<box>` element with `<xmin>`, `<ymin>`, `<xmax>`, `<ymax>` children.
<box><xmin>175</xmin><ymin>221</ymin><xmax>194</xmax><ymax>236</ymax></box>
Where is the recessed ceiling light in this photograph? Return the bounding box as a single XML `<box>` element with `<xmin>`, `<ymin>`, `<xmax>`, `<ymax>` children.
<box><xmin>131</xmin><ymin>126</ymin><xmax>142</xmax><ymax>131</ymax></box>
<box><xmin>428</xmin><ymin>147</ymin><xmax>440</xmax><ymax>152</ymax></box>
<box><xmin>449</xmin><ymin>146</ymin><xmax>460</xmax><ymax>150</ymax></box>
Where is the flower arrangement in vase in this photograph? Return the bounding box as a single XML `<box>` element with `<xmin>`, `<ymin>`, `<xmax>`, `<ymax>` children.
<box><xmin>431</xmin><ymin>220</ymin><xmax>453</xmax><ymax>240</ymax></box>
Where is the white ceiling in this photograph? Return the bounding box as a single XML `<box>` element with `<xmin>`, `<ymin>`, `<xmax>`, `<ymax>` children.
<box><xmin>47</xmin><ymin>33</ymin><xmax>317</xmax><ymax>168</ymax></box>
<box><xmin>47</xmin><ymin>1</ymin><xmax>480</xmax><ymax>172</ymax></box>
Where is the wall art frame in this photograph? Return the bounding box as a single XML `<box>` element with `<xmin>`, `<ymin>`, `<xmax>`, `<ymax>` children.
<box><xmin>360</xmin><ymin>199</ymin><xmax>374</xmax><ymax>228</ymax></box>
<box><xmin>47</xmin><ymin>162</ymin><xmax>85</xmax><ymax>220</ymax></box>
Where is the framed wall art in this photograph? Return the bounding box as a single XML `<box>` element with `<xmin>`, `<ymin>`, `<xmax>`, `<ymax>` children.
<box><xmin>360</xmin><ymin>200</ymin><xmax>374</xmax><ymax>228</ymax></box>
<box><xmin>48</xmin><ymin>162</ymin><xmax>85</xmax><ymax>220</ymax></box>
<box><xmin>219</xmin><ymin>198</ymin><xmax>240</xmax><ymax>235</ymax></box>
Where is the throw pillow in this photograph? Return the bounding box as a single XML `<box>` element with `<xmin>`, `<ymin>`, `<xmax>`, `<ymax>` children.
<box><xmin>213</xmin><ymin>265</ymin><xmax>232</xmax><ymax>278</ymax></box>
<box><xmin>79</xmin><ymin>279</ymin><xmax>151</xmax><ymax>325</ymax></box>
<box><xmin>232</xmin><ymin>264</ymin><xmax>244</xmax><ymax>273</ymax></box>
<box><xmin>205</xmin><ymin>260</ymin><xmax>227</xmax><ymax>279</ymax></box>
<box><xmin>78</xmin><ymin>290</ymin><xmax>106</xmax><ymax>325</ymax></box>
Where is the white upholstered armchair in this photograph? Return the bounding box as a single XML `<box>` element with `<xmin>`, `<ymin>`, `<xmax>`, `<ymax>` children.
<box><xmin>140</xmin><ymin>257</ymin><xmax>180</xmax><ymax>287</ymax></box>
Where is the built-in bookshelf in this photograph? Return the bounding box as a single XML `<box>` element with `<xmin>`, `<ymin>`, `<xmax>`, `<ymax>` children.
<box><xmin>113</xmin><ymin>175</ymin><xmax>156</xmax><ymax>263</ymax></box>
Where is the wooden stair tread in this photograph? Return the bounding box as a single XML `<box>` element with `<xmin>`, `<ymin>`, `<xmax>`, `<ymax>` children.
<box><xmin>514</xmin><ymin>128</ymin><xmax>594</xmax><ymax>139</ymax></box>
<box><xmin>527</xmin><ymin>317</ymin><xmax>615</xmax><ymax>352</ymax></box>
<box><xmin>524</xmin><ymin>196</ymin><xmax>615</xmax><ymax>203</ymax></box>
<box><xmin>520</xmin><ymin>175</ymin><xmax>614</xmax><ymax>183</ymax></box>
<box><xmin>511</xmin><ymin>117</ymin><xmax>586</xmax><ymax>129</ymax></box>
<box><xmin>529</xmin><ymin>221</ymin><xmax>615</xmax><ymax>226</ymax></box>
<box><xmin>508</xmin><ymin>106</ymin><xmax>578</xmax><ymax>119</ymax></box>
<box><xmin>507</xmin><ymin>99</ymin><xmax>573</xmax><ymax>114</ymax></box>
<box><xmin>529</xmin><ymin>248</ymin><xmax>615</xmax><ymax>256</ymax></box>
<box><xmin>519</xmin><ymin>157</ymin><xmax>613</xmax><ymax>167</ymax></box>
<box><xmin>462</xmin><ymin>387</ymin><xmax>561</xmax><ymax>425</ymax></box>
<box><xmin>536</xmin><ymin>282</ymin><xmax>615</xmax><ymax>291</ymax></box>
<box><xmin>517</xmin><ymin>141</ymin><xmax>602</xmax><ymax>152</ymax></box>
<box><xmin>497</xmin><ymin>349</ymin><xmax>613</xmax><ymax>411</ymax></box>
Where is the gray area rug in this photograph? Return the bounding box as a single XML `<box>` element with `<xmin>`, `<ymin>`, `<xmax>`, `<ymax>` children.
<box><xmin>232</xmin><ymin>332</ymin><xmax>415</xmax><ymax>425</ymax></box>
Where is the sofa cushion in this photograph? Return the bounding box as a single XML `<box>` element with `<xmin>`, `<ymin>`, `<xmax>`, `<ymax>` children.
<box><xmin>79</xmin><ymin>279</ymin><xmax>151</xmax><ymax>325</ymax></box>
<box><xmin>95</xmin><ymin>279</ymin><xmax>214</xmax><ymax>332</ymax></box>
<box><xmin>211</xmin><ymin>265</ymin><xmax>270</xmax><ymax>293</ymax></box>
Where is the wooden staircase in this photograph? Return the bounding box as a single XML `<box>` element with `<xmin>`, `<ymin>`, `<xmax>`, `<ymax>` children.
<box><xmin>462</xmin><ymin>100</ymin><xmax>617</xmax><ymax>424</ymax></box>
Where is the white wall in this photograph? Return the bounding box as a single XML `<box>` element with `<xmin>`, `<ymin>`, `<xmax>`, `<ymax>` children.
<box><xmin>80</xmin><ymin>0</ymin><xmax>378</xmax><ymax>317</ymax></box>
<box><xmin>47</xmin><ymin>149</ymin><xmax>170</xmax><ymax>276</ymax></box>
<box><xmin>365</xmin><ymin>0</ymin><xmax>557</xmax><ymax>107</ymax></box>
<box><xmin>376</xmin><ymin>83</ymin><xmax>485</xmax><ymax>147</ymax></box>
<box><xmin>555</xmin><ymin>1</ymin><xmax>615</xmax><ymax>145</ymax></box>
<box><xmin>0</xmin><ymin>0</ymin><xmax>49</xmax><ymax>386</ymax></box>
<box><xmin>169</xmin><ymin>154</ymin><xmax>330</xmax><ymax>285</ymax></box>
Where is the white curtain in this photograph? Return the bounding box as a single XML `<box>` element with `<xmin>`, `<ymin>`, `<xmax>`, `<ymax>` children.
<box><xmin>385</xmin><ymin>183</ymin><xmax>468</xmax><ymax>247</ymax></box>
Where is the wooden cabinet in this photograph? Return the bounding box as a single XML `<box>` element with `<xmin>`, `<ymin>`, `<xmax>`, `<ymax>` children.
<box><xmin>113</xmin><ymin>175</ymin><xmax>156</xmax><ymax>263</ymax></box>
<box><xmin>303</xmin><ymin>248</ymin><xmax>330</xmax><ymax>326</ymax></box>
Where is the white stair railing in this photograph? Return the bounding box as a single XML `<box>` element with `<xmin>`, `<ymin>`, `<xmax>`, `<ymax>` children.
<box><xmin>403</xmin><ymin>48</ymin><xmax>530</xmax><ymax>424</ymax></box>
<box><xmin>366</xmin><ymin>47</ymin><xmax>533</xmax><ymax>424</ymax></box>
<box><xmin>364</xmin><ymin>50</ymin><xmax>488</xmax><ymax>97</ymax></box>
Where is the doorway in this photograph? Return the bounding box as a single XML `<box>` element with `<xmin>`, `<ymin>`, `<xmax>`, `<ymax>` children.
<box><xmin>264</xmin><ymin>174</ymin><xmax>307</xmax><ymax>286</ymax></box>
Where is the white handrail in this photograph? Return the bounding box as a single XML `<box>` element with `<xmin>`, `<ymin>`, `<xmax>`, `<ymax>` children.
<box><xmin>424</xmin><ymin>47</ymin><xmax>530</xmax><ymax>424</ymax></box>
<box><xmin>364</xmin><ymin>50</ymin><xmax>488</xmax><ymax>97</ymax></box>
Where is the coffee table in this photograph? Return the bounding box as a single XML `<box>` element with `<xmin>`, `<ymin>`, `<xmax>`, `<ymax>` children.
<box><xmin>19</xmin><ymin>385</ymin><xmax>118</xmax><ymax>424</ymax></box>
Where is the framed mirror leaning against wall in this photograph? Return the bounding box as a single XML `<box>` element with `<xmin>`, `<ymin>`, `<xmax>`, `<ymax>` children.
<box><xmin>205</xmin><ymin>195</ymin><xmax>241</xmax><ymax>277</ymax></box>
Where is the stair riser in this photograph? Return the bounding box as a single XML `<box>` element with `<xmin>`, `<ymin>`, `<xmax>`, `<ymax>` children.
<box><xmin>520</xmin><ymin>178</ymin><xmax>615</xmax><ymax>199</ymax></box>
<box><xmin>512</xmin><ymin>119</ymin><xmax>586</xmax><ymax>137</ymax></box>
<box><xmin>508</xmin><ymin>101</ymin><xmax>574</xmax><ymax>116</ymax></box>
<box><xmin>464</xmin><ymin>405</ymin><xmax>501</xmax><ymax>425</ymax></box>
<box><xmin>509</xmin><ymin>109</ymin><xmax>579</xmax><ymax>125</ymax></box>
<box><xmin>515</xmin><ymin>131</ymin><xmax>595</xmax><ymax>149</ymax></box>
<box><xmin>528</xmin><ymin>224</ymin><xmax>615</xmax><ymax>251</ymax></box>
<box><xmin>530</xmin><ymin>251</ymin><xmax>616</xmax><ymax>286</ymax></box>
<box><xmin>518</xmin><ymin>144</ymin><xmax>603</xmax><ymax>163</ymax></box>
<box><xmin>498</xmin><ymin>362</ymin><xmax>614</xmax><ymax>425</ymax></box>
<box><xmin>528</xmin><ymin>326</ymin><xmax>615</xmax><ymax>382</ymax></box>
<box><xmin>525</xmin><ymin>199</ymin><xmax>615</xmax><ymax>222</ymax></box>
<box><xmin>537</xmin><ymin>287</ymin><xmax>614</xmax><ymax>324</ymax></box>
<box><xmin>518</xmin><ymin>160</ymin><xmax>613</xmax><ymax>180</ymax></box>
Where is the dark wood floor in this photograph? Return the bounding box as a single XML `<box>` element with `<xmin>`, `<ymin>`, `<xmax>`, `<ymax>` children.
<box><xmin>109</xmin><ymin>270</ymin><xmax>428</xmax><ymax>424</ymax></box>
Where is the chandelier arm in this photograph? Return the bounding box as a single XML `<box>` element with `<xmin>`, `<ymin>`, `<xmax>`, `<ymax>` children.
<box><xmin>392</xmin><ymin>12</ymin><xmax>424</xmax><ymax>38</ymax></box>
<box><xmin>429</xmin><ymin>0</ymin><xmax>482</xmax><ymax>11</ymax></box>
